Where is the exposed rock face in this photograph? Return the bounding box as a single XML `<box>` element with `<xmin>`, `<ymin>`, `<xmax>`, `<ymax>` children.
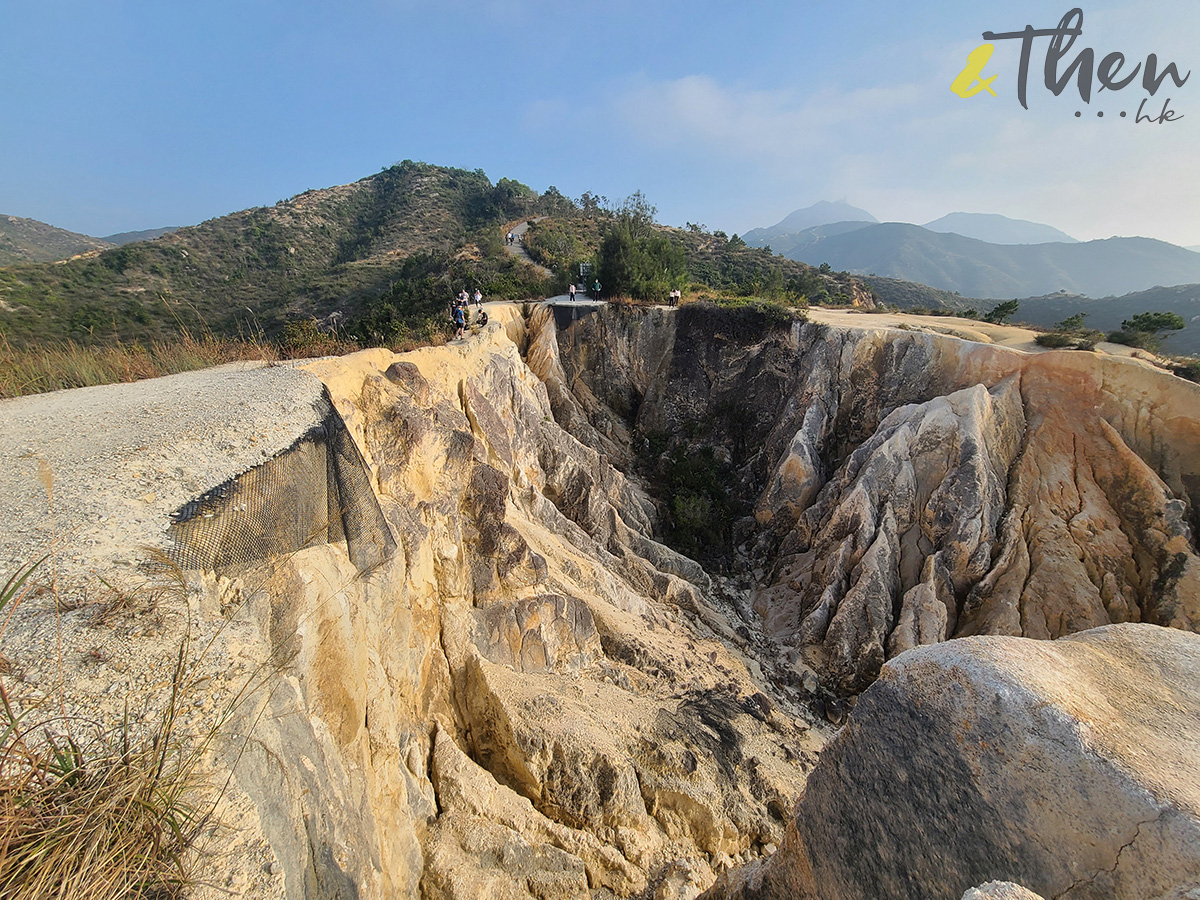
<box><xmin>702</xmin><ymin>624</ymin><xmax>1200</xmax><ymax>900</ymax></box>
<box><xmin>3</xmin><ymin>302</ymin><xmax>1198</xmax><ymax>900</ymax></box>
<box><xmin>546</xmin><ymin>304</ymin><xmax>1200</xmax><ymax>695</ymax></box>
<box><xmin>0</xmin><ymin>314</ymin><xmax>818</xmax><ymax>899</ymax></box>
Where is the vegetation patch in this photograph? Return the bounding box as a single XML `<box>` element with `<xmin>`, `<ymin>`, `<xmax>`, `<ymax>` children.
<box><xmin>1107</xmin><ymin>311</ymin><xmax>1185</xmax><ymax>352</ymax></box>
<box><xmin>0</xmin><ymin>561</ymin><xmax>208</xmax><ymax>900</ymax></box>
<box><xmin>647</xmin><ymin>442</ymin><xmax>738</xmax><ymax>560</ymax></box>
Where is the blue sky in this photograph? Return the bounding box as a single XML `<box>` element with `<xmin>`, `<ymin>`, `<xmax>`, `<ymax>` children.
<box><xmin>3</xmin><ymin>1</ymin><xmax>1198</xmax><ymax>244</ymax></box>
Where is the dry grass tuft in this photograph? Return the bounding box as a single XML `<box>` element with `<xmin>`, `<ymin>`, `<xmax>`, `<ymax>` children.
<box><xmin>0</xmin><ymin>560</ymin><xmax>208</xmax><ymax>900</ymax></box>
<box><xmin>0</xmin><ymin>672</ymin><xmax>202</xmax><ymax>899</ymax></box>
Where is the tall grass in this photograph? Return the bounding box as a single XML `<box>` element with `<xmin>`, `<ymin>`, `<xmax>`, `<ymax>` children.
<box><xmin>0</xmin><ymin>560</ymin><xmax>210</xmax><ymax>900</ymax></box>
<box><xmin>0</xmin><ymin>333</ymin><xmax>280</xmax><ymax>400</ymax></box>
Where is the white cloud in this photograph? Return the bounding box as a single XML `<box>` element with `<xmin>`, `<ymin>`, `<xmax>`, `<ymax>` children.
<box><xmin>611</xmin><ymin>57</ymin><xmax>1200</xmax><ymax>245</ymax></box>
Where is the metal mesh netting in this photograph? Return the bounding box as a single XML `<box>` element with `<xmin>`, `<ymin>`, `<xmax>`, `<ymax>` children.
<box><xmin>169</xmin><ymin>396</ymin><xmax>394</xmax><ymax>574</ymax></box>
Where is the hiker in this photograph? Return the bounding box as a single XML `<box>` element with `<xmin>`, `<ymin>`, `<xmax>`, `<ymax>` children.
<box><xmin>452</xmin><ymin>302</ymin><xmax>465</xmax><ymax>339</ymax></box>
<box><xmin>593</xmin><ymin>279</ymin><xmax>601</xmax><ymax>300</ymax></box>
<box><xmin>568</xmin><ymin>283</ymin><xmax>576</xmax><ymax>302</ymax></box>
<box><xmin>473</xmin><ymin>288</ymin><xmax>483</xmax><ymax>308</ymax></box>
<box><xmin>506</xmin><ymin>231</ymin><xmax>513</xmax><ymax>245</ymax></box>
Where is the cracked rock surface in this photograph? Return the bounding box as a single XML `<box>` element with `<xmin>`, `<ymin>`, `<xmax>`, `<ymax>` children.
<box><xmin>3</xmin><ymin>302</ymin><xmax>1199</xmax><ymax>900</ymax></box>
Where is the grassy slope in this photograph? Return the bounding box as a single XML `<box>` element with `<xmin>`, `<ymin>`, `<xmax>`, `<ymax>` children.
<box><xmin>0</xmin><ymin>162</ymin><xmax>554</xmax><ymax>347</ymax></box>
<box><xmin>0</xmin><ymin>215</ymin><xmax>115</xmax><ymax>265</ymax></box>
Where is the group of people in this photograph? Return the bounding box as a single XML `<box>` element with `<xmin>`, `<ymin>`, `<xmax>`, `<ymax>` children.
<box><xmin>564</xmin><ymin>281</ymin><xmax>602</xmax><ymax>301</ymax></box>
<box><xmin>505</xmin><ymin>231</ymin><xmax>517</xmax><ymax>246</ymax></box>
<box><xmin>450</xmin><ymin>288</ymin><xmax>486</xmax><ymax>339</ymax></box>
<box><xmin>561</xmin><ymin>282</ymin><xmax>680</xmax><ymax>304</ymax></box>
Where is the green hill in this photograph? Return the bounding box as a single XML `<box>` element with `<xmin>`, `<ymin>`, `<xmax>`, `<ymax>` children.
<box><xmin>0</xmin><ymin>162</ymin><xmax>563</xmax><ymax>347</ymax></box>
<box><xmin>0</xmin><ymin>215</ymin><xmax>114</xmax><ymax>265</ymax></box>
<box><xmin>0</xmin><ymin>167</ymin><xmax>870</xmax><ymax>349</ymax></box>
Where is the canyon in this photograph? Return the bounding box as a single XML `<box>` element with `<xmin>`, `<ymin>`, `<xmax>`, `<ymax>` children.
<box><xmin>1</xmin><ymin>302</ymin><xmax>1197</xmax><ymax>899</ymax></box>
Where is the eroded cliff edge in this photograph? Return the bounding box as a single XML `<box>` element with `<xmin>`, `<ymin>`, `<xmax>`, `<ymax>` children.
<box><xmin>539</xmin><ymin>303</ymin><xmax>1200</xmax><ymax>694</ymax></box>
<box><xmin>1</xmin><ymin>302</ymin><xmax>1197</xmax><ymax>900</ymax></box>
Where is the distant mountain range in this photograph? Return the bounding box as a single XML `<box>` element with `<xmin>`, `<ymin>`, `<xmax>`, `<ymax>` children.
<box><xmin>746</xmin><ymin>205</ymin><xmax>1077</xmax><ymax>250</ymax></box>
<box><xmin>745</xmin><ymin>204</ymin><xmax>1200</xmax><ymax>300</ymax></box>
<box><xmin>761</xmin><ymin>201</ymin><xmax>877</xmax><ymax>235</ymax></box>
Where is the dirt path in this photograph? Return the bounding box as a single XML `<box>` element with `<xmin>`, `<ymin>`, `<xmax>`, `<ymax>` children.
<box><xmin>504</xmin><ymin>217</ymin><xmax>553</xmax><ymax>277</ymax></box>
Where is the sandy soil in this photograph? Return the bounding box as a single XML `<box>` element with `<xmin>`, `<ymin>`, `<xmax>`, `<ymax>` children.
<box><xmin>804</xmin><ymin>307</ymin><xmax>1175</xmax><ymax>371</ymax></box>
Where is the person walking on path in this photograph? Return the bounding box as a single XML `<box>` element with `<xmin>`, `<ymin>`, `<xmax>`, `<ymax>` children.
<box><xmin>593</xmin><ymin>279</ymin><xmax>601</xmax><ymax>300</ymax></box>
<box><xmin>473</xmin><ymin>288</ymin><xmax>483</xmax><ymax>308</ymax></box>
<box><xmin>568</xmin><ymin>283</ymin><xmax>576</xmax><ymax>302</ymax></box>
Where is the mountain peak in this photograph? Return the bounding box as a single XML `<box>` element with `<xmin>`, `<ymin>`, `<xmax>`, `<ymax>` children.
<box><xmin>773</xmin><ymin>201</ymin><xmax>878</xmax><ymax>233</ymax></box>
<box><xmin>922</xmin><ymin>212</ymin><xmax>1077</xmax><ymax>245</ymax></box>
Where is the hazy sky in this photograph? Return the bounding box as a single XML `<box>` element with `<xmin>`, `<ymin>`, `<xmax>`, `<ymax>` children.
<box><xmin>4</xmin><ymin>1</ymin><xmax>1198</xmax><ymax>244</ymax></box>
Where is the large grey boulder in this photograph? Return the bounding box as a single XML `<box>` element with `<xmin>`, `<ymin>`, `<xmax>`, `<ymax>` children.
<box><xmin>704</xmin><ymin>623</ymin><xmax>1200</xmax><ymax>900</ymax></box>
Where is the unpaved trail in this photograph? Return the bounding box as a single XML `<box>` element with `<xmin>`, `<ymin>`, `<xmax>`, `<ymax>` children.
<box><xmin>504</xmin><ymin>217</ymin><xmax>553</xmax><ymax>277</ymax></box>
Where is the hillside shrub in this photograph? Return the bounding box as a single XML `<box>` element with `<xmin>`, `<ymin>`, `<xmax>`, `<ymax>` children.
<box><xmin>1034</xmin><ymin>332</ymin><xmax>1075</xmax><ymax>348</ymax></box>
<box><xmin>595</xmin><ymin>194</ymin><xmax>688</xmax><ymax>303</ymax></box>
<box><xmin>984</xmin><ymin>300</ymin><xmax>1020</xmax><ymax>324</ymax></box>
<box><xmin>1106</xmin><ymin>329</ymin><xmax>1153</xmax><ymax>350</ymax></box>
<box><xmin>1113</xmin><ymin>311</ymin><xmax>1186</xmax><ymax>352</ymax></box>
<box><xmin>277</xmin><ymin>319</ymin><xmax>357</xmax><ymax>358</ymax></box>
<box><xmin>1172</xmin><ymin>359</ymin><xmax>1200</xmax><ymax>382</ymax></box>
